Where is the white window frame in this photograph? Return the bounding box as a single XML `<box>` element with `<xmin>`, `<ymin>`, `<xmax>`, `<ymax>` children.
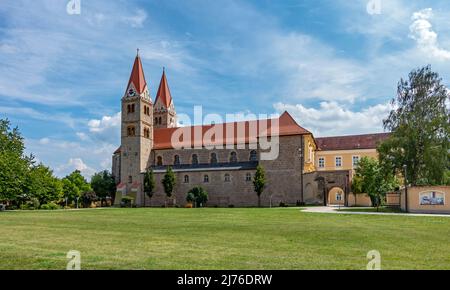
<box><xmin>335</xmin><ymin>156</ymin><xmax>342</xmax><ymax>168</ymax></box>
<box><xmin>352</xmin><ymin>155</ymin><xmax>360</xmax><ymax>168</ymax></box>
<box><xmin>318</xmin><ymin>157</ymin><xmax>325</xmax><ymax>169</ymax></box>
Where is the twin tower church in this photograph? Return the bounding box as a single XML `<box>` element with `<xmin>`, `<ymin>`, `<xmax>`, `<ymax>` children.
<box><xmin>112</xmin><ymin>53</ymin><xmax>389</xmax><ymax>207</ymax></box>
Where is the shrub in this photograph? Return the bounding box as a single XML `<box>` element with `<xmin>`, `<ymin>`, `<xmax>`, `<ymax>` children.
<box><xmin>81</xmin><ymin>191</ymin><xmax>97</xmax><ymax>208</ymax></box>
<box><xmin>186</xmin><ymin>186</ymin><xmax>208</xmax><ymax>208</ymax></box>
<box><xmin>40</xmin><ymin>202</ymin><xmax>60</xmax><ymax>210</ymax></box>
<box><xmin>279</xmin><ymin>202</ymin><xmax>288</xmax><ymax>207</ymax></box>
<box><xmin>121</xmin><ymin>196</ymin><xmax>134</xmax><ymax>208</ymax></box>
<box><xmin>228</xmin><ymin>204</ymin><xmax>235</xmax><ymax>208</ymax></box>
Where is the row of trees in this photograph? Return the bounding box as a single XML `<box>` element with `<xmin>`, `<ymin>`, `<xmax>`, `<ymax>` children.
<box><xmin>353</xmin><ymin>65</ymin><xmax>450</xmax><ymax>208</ymax></box>
<box><xmin>0</xmin><ymin>119</ymin><xmax>116</xmax><ymax>209</ymax></box>
<box><xmin>142</xmin><ymin>165</ymin><xmax>267</xmax><ymax>207</ymax></box>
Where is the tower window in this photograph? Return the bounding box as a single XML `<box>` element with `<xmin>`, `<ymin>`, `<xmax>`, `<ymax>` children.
<box><xmin>131</xmin><ymin>104</ymin><xmax>135</xmax><ymax>113</ymax></box>
<box><xmin>192</xmin><ymin>154</ymin><xmax>198</xmax><ymax>165</ymax></box>
<box><xmin>250</xmin><ymin>150</ymin><xmax>257</xmax><ymax>161</ymax></box>
<box><xmin>210</xmin><ymin>153</ymin><xmax>218</xmax><ymax>164</ymax></box>
<box><xmin>155</xmin><ymin>117</ymin><xmax>158</xmax><ymax>124</ymax></box>
<box><xmin>174</xmin><ymin>155</ymin><xmax>180</xmax><ymax>166</ymax></box>
<box><xmin>224</xmin><ymin>173</ymin><xmax>231</xmax><ymax>182</ymax></box>
<box><xmin>144</xmin><ymin>128</ymin><xmax>150</xmax><ymax>138</ymax></box>
<box><xmin>245</xmin><ymin>173</ymin><xmax>252</xmax><ymax>182</ymax></box>
<box><xmin>128</xmin><ymin>176</ymin><xmax>132</xmax><ymax>184</ymax></box>
<box><xmin>157</xmin><ymin>156</ymin><xmax>163</xmax><ymax>166</ymax></box>
<box><xmin>229</xmin><ymin>151</ymin><xmax>237</xmax><ymax>163</ymax></box>
<box><xmin>127</xmin><ymin>126</ymin><xmax>136</xmax><ymax>136</ymax></box>
<box><xmin>127</xmin><ymin>104</ymin><xmax>131</xmax><ymax>113</ymax></box>
<box><xmin>184</xmin><ymin>175</ymin><xmax>189</xmax><ymax>183</ymax></box>
<box><xmin>203</xmin><ymin>175</ymin><xmax>209</xmax><ymax>183</ymax></box>
<box><xmin>158</xmin><ymin>117</ymin><xmax>162</xmax><ymax>125</ymax></box>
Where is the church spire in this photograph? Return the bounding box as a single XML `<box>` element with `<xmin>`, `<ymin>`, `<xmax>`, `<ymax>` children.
<box><xmin>126</xmin><ymin>50</ymin><xmax>148</xmax><ymax>95</ymax></box>
<box><xmin>155</xmin><ymin>68</ymin><xmax>172</xmax><ymax>108</ymax></box>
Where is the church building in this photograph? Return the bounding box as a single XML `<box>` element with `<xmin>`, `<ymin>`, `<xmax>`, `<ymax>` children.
<box><xmin>112</xmin><ymin>53</ymin><xmax>389</xmax><ymax>207</ymax></box>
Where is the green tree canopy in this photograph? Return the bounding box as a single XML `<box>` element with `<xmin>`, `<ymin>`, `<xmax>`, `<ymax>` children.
<box><xmin>253</xmin><ymin>165</ymin><xmax>266</xmax><ymax>207</ymax></box>
<box><xmin>353</xmin><ymin>157</ymin><xmax>399</xmax><ymax>209</ymax></box>
<box><xmin>380</xmin><ymin>65</ymin><xmax>450</xmax><ymax>186</ymax></box>
<box><xmin>162</xmin><ymin>166</ymin><xmax>176</xmax><ymax>198</ymax></box>
<box><xmin>27</xmin><ymin>164</ymin><xmax>63</xmax><ymax>205</ymax></box>
<box><xmin>187</xmin><ymin>186</ymin><xmax>208</xmax><ymax>207</ymax></box>
<box><xmin>144</xmin><ymin>168</ymin><xmax>156</xmax><ymax>199</ymax></box>
<box><xmin>90</xmin><ymin>170</ymin><xmax>115</xmax><ymax>202</ymax></box>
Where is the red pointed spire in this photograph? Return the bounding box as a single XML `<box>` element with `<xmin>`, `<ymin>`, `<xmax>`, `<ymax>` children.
<box><xmin>126</xmin><ymin>50</ymin><xmax>147</xmax><ymax>94</ymax></box>
<box><xmin>155</xmin><ymin>68</ymin><xmax>173</xmax><ymax>108</ymax></box>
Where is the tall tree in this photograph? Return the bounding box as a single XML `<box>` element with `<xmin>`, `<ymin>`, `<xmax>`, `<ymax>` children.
<box><xmin>253</xmin><ymin>165</ymin><xmax>266</xmax><ymax>207</ymax></box>
<box><xmin>162</xmin><ymin>166</ymin><xmax>176</xmax><ymax>205</ymax></box>
<box><xmin>380</xmin><ymin>65</ymin><xmax>450</xmax><ymax>186</ymax></box>
<box><xmin>27</xmin><ymin>164</ymin><xmax>63</xmax><ymax>205</ymax></box>
<box><xmin>353</xmin><ymin>157</ymin><xmax>399</xmax><ymax>210</ymax></box>
<box><xmin>143</xmin><ymin>168</ymin><xmax>156</xmax><ymax>206</ymax></box>
<box><xmin>91</xmin><ymin>170</ymin><xmax>115</xmax><ymax>206</ymax></box>
<box><xmin>0</xmin><ymin>119</ymin><xmax>30</xmax><ymax>205</ymax></box>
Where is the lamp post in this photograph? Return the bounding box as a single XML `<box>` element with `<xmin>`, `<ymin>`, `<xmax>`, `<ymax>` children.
<box><xmin>403</xmin><ymin>164</ymin><xmax>408</xmax><ymax>213</ymax></box>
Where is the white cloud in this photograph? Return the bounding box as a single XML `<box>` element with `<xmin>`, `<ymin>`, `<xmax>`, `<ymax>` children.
<box><xmin>56</xmin><ymin>158</ymin><xmax>96</xmax><ymax>178</ymax></box>
<box><xmin>122</xmin><ymin>9</ymin><xmax>147</xmax><ymax>28</ymax></box>
<box><xmin>76</xmin><ymin>132</ymin><xmax>89</xmax><ymax>141</ymax></box>
<box><xmin>274</xmin><ymin>101</ymin><xmax>392</xmax><ymax>137</ymax></box>
<box><xmin>87</xmin><ymin>112</ymin><xmax>121</xmax><ymax>144</ymax></box>
<box><xmin>39</xmin><ymin>137</ymin><xmax>50</xmax><ymax>145</ymax></box>
<box><xmin>409</xmin><ymin>8</ymin><xmax>450</xmax><ymax>60</ymax></box>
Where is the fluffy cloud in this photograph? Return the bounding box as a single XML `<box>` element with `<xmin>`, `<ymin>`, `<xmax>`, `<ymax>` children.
<box><xmin>409</xmin><ymin>8</ymin><xmax>450</xmax><ymax>60</ymax></box>
<box><xmin>56</xmin><ymin>158</ymin><xmax>96</xmax><ymax>178</ymax></box>
<box><xmin>122</xmin><ymin>9</ymin><xmax>147</xmax><ymax>28</ymax></box>
<box><xmin>274</xmin><ymin>101</ymin><xmax>392</xmax><ymax>137</ymax></box>
<box><xmin>87</xmin><ymin>112</ymin><xmax>121</xmax><ymax>144</ymax></box>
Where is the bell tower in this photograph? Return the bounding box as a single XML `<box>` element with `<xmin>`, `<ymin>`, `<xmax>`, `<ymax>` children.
<box><xmin>153</xmin><ymin>68</ymin><xmax>177</xmax><ymax>128</ymax></box>
<box><xmin>119</xmin><ymin>50</ymin><xmax>153</xmax><ymax>206</ymax></box>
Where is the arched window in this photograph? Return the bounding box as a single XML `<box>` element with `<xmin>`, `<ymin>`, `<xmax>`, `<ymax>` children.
<box><xmin>157</xmin><ymin>156</ymin><xmax>163</xmax><ymax>166</ymax></box>
<box><xmin>224</xmin><ymin>173</ymin><xmax>231</xmax><ymax>182</ymax></box>
<box><xmin>229</xmin><ymin>151</ymin><xmax>237</xmax><ymax>163</ymax></box>
<box><xmin>203</xmin><ymin>175</ymin><xmax>209</xmax><ymax>183</ymax></box>
<box><xmin>174</xmin><ymin>155</ymin><xmax>180</xmax><ymax>166</ymax></box>
<box><xmin>127</xmin><ymin>104</ymin><xmax>131</xmax><ymax>113</ymax></box>
<box><xmin>158</xmin><ymin>117</ymin><xmax>162</xmax><ymax>125</ymax></box>
<box><xmin>245</xmin><ymin>173</ymin><xmax>252</xmax><ymax>182</ymax></box>
<box><xmin>155</xmin><ymin>117</ymin><xmax>158</xmax><ymax>124</ymax></box>
<box><xmin>127</xmin><ymin>126</ymin><xmax>135</xmax><ymax>136</ymax></box>
<box><xmin>192</xmin><ymin>154</ymin><xmax>199</xmax><ymax>165</ymax></box>
<box><xmin>184</xmin><ymin>175</ymin><xmax>189</xmax><ymax>183</ymax></box>
<box><xmin>210</xmin><ymin>153</ymin><xmax>218</xmax><ymax>164</ymax></box>
<box><xmin>250</xmin><ymin>150</ymin><xmax>257</xmax><ymax>161</ymax></box>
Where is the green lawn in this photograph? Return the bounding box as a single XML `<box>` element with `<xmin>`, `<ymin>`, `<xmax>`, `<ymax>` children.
<box><xmin>1</xmin><ymin>208</ymin><xmax>449</xmax><ymax>269</ymax></box>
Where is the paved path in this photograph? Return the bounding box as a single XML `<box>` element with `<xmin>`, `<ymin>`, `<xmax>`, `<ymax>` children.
<box><xmin>301</xmin><ymin>206</ymin><xmax>450</xmax><ymax>217</ymax></box>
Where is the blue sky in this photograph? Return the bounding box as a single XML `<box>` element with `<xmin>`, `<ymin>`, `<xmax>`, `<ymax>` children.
<box><xmin>1</xmin><ymin>0</ymin><xmax>450</xmax><ymax>178</ymax></box>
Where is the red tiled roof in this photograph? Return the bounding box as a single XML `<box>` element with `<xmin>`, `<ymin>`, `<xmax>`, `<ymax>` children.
<box><xmin>154</xmin><ymin>69</ymin><xmax>172</xmax><ymax>108</ymax></box>
<box><xmin>113</xmin><ymin>111</ymin><xmax>311</xmax><ymax>152</ymax></box>
<box><xmin>152</xmin><ymin>111</ymin><xmax>310</xmax><ymax>149</ymax></box>
<box><xmin>126</xmin><ymin>55</ymin><xmax>147</xmax><ymax>94</ymax></box>
<box><xmin>316</xmin><ymin>133</ymin><xmax>390</xmax><ymax>151</ymax></box>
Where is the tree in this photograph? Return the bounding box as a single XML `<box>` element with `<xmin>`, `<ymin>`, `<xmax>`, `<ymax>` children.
<box><xmin>81</xmin><ymin>191</ymin><xmax>97</xmax><ymax>208</ymax></box>
<box><xmin>162</xmin><ymin>167</ymin><xmax>176</xmax><ymax>203</ymax></box>
<box><xmin>144</xmin><ymin>168</ymin><xmax>156</xmax><ymax>206</ymax></box>
<box><xmin>187</xmin><ymin>186</ymin><xmax>208</xmax><ymax>207</ymax></box>
<box><xmin>380</xmin><ymin>65</ymin><xmax>450</xmax><ymax>186</ymax></box>
<box><xmin>353</xmin><ymin>157</ymin><xmax>399</xmax><ymax>210</ymax></box>
<box><xmin>91</xmin><ymin>170</ymin><xmax>115</xmax><ymax>206</ymax></box>
<box><xmin>253</xmin><ymin>165</ymin><xmax>266</xmax><ymax>207</ymax></box>
<box><xmin>66</xmin><ymin>170</ymin><xmax>91</xmax><ymax>193</ymax></box>
<box><xmin>27</xmin><ymin>164</ymin><xmax>63</xmax><ymax>206</ymax></box>
<box><xmin>61</xmin><ymin>178</ymin><xmax>79</xmax><ymax>205</ymax></box>
<box><xmin>0</xmin><ymin>119</ymin><xmax>30</xmax><ymax>205</ymax></box>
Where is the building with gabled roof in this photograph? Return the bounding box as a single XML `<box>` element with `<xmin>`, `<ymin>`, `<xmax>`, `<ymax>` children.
<box><xmin>112</xmin><ymin>53</ymin><xmax>389</xmax><ymax>207</ymax></box>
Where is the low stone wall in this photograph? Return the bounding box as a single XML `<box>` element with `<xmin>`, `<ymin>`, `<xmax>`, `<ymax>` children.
<box><xmin>401</xmin><ymin>185</ymin><xmax>450</xmax><ymax>214</ymax></box>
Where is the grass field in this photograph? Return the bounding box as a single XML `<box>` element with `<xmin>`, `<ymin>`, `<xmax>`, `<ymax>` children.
<box><xmin>1</xmin><ymin>208</ymin><xmax>449</xmax><ymax>269</ymax></box>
